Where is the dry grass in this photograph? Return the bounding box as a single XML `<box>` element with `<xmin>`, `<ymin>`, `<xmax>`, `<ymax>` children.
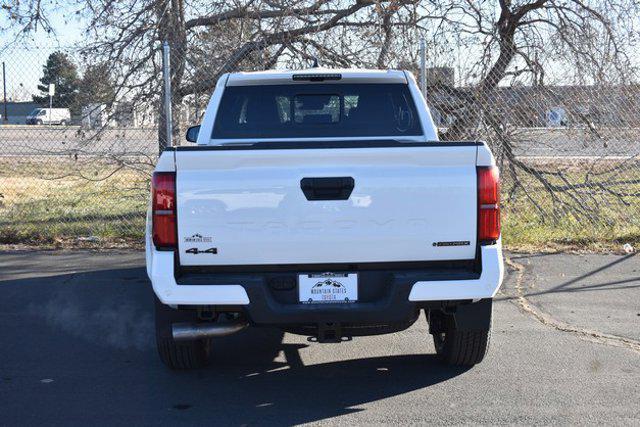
<box><xmin>500</xmin><ymin>158</ymin><xmax>640</xmax><ymax>252</ymax></box>
<box><xmin>1</xmin><ymin>158</ymin><xmax>639</xmax><ymax>252</ymax></box>
<box><xmin>0</xmin><ymin>159</ymin><xmax>150</xmax><ymax>245</ymax></box>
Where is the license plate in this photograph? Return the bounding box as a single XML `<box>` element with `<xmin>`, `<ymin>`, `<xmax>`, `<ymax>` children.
<box><xmin>298</xmin><ymin>272</ymin><xmax>358</xmax><ymax>303</ymax></box>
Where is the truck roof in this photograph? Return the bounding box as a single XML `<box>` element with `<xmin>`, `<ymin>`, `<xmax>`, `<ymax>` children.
<box><xmin>226</xmin><ymin>68</ymin><xmax>409</xmax><ymax>86</ymax></box>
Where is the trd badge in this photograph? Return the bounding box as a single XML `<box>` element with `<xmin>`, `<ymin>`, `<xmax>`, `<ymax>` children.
<box><xmin>432</xmin><ymin>241</ymin><xmax>471</xmax><ymax>247</ymax></box>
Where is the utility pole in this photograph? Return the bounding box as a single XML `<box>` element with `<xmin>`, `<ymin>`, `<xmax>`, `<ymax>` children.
<box><xmin>2</xmin><ymin>62</ymin><xmax>7</xmax><ymax>124</ymax></box>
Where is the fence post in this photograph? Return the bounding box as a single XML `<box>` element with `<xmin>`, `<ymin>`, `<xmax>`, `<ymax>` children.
<box><xmin>419</xmin><ymin>37</ymin><xmax>427</xmax><ymax>99</ymax></box>
<box><xmin>161</xmin><ymin>41</ymin><xmax>173</xmax><ymax>152</ymax></box>
<box><xmin>2</xmin><ymin>62</ymin><xmax>8</xmax><ymax>124</ymax></box>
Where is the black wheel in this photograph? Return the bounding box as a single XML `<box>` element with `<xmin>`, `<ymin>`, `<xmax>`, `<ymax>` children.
<box><xmin>60</xmin><ymin>120</ymin><xmax>67</xmax><ymax>126</ymax></box>
<box><xmin>428</xmin><ymin>301</ymin><xmax>492</xmax><ymax>366</ymax></box>
<box><xmin>432</xmin><ymin>328</ymin><xmax>490</xmax><ymax>366</ymax></box>
<box><xmin>154</xmin><ymin>297</ymin><xmax>211</xmax><ymax>370</ymax></box>
<box><xmin>36</xmin><ymin>119</ymin><xmax>43</xmax><ymax>125</ymax></box>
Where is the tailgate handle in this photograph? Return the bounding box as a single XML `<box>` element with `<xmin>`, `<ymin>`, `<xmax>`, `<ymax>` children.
<box><xmin>300</xmin><ymin>177</ymin><xmax>354</xmax><ymax>201</ymax></box>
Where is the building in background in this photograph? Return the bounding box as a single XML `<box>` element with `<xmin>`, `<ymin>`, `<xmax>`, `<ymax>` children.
<box><xmin>421</xmin><ymin>66</ymin><xmax>640</xmax><ymax>129</ymax></box>
<box><xmin>80</xmin><ymin>102</ymin><xmax>157</xmax><ymax>128</ymax></box>
<box><xmin>1</xmin><ymin>101</ymin><xmax>41</xmax><ymax>124</ymax></box>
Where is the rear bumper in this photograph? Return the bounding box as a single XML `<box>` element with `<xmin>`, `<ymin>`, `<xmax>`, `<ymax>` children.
<box><xmin>148</xmin><ymin>251</ymin><xmax>250</xmax><ymax>305</ymax></box>
<box><xmin>147</xmin><ymin>241</ymin><xmax>503</xmax><ymax>310</ymax></box>
<box><xmin>409</xmin><ymin>241</ymin><xmax>503</xmax><ymax>301</ymax></box>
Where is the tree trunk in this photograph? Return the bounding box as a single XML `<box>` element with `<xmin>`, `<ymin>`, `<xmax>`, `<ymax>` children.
<box><xmin>444</xmin><ymin>8</ymin><xmax>518</xmax><ymax>141</ymax></box>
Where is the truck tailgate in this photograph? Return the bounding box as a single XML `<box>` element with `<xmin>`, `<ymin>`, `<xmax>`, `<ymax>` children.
<box><xmin>175</xmin><ymin>145</ymin><xmax>478</xmax><ymax>266</ymax></box>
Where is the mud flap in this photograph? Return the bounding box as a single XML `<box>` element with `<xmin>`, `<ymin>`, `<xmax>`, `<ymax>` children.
<box><xmin>429</xmin><ymin>299</ymin><xmax>492</xmax><ymax>333</ymax></box>
<box><xmin>452</xmin><ymin>299</ymin><xmax>492</xmax><ymax>330</ymax></box>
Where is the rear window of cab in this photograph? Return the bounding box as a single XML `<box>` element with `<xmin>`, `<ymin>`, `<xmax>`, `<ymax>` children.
<box><xmin>212</xmin><ymin>83</ymin><xmax>422</xmax><ymax>139</ymax></box>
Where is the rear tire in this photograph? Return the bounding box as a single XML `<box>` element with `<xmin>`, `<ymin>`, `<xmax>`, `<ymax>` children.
<box><xmin>156</xmin><ymin>336</ymin><xmax>211</xmax><ymax>370</ymax></box>
<box><xmin>432</xmin><ymin>328</ymin><xmax>491</xmax><ymax>366</ymax></box>
<box><xmin>154</xmin><ymin>297</ymin><xmax>211</xmax><ymax>370</ymax></box>
<box><xmin>428</xmin><ymin>301</ymin><xmax>492</xmax><ymax>366</ymax></box>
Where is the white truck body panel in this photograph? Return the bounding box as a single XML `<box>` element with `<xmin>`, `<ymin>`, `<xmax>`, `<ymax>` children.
<box><xmin>175</xmin><ymin>145</ymin><xmax>478</xmax><ymax>266</ymax></box>
<box><xmin>226</xmin><ymin>68</ymin><xmax>408</xmax><ymax>86</ymax></box>
<box><xmin>147</xmin><ymin>242</ymin><xmax>502</xmax><ymax>306</ymax></box>
<box><xmin>146</xmin><ymin>67</ymin><xmax>503</xmax><ymax>308</ymax></box>
<box><xmin>148</xmin><ymin>249</ymin><xmax>251</xmax><ymax>305</ymax></box>
<box><xmin>409</xmin><ymin>239</ymin><xmax>504</xmax><ymax>301</ymax></box>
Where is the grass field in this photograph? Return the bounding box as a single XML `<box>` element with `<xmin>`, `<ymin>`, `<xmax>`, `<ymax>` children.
<box><xmin>1</xmin><ymin>158</ymin><xmax>639</xmax><ymax>252</ymax></box>
<box><xmin>500</xmin><ymin>158</ymin><xmax>640</xmax><ymax>251</ymax></box>
<box><xmin>0</xmin><ymin>159</ymin><xmax>149</xmax><ymax>246</ymax></box>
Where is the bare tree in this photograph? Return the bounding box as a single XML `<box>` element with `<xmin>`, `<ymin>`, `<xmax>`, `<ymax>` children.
<box><xmin>1</xmin><ymin>0</ymin><xmax>55</xmax><ymax>35</ymax></box>
<box><xmin>6</xmin><ymin>0</ymin><xmax>640</xmax><ymax>232</ymax></box>
<box><xmin>78</xmin><ymin>0</ymin><xmax>421</xmax><ymax>148</ymax></box>
<box><xmin>411</xmin><ymin>1</ymin><xmax>640</xmax><ymax>224</ymax></box>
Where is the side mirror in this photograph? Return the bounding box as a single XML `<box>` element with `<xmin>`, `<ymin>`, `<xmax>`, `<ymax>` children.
<box><xmin>186</xmin><ymin>125</ymin><xmax>200</xmax><ymax>143</ymax></box>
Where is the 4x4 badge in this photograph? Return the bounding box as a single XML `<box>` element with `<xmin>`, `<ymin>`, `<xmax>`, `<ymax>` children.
<box><xmin>185</xmin><ymin>247</ymin><xmax>217</xmax><ymax>254</ymax></box>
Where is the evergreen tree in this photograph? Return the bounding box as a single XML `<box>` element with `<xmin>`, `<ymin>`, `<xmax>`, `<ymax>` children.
<box><xmin>77</xmin><ymin>63</ymin><xmax>116</xmax><ymax>107</ymax></box>
<box><xmin>32</xmin><ymin>51</ymin><xmax>80</xmax><ymax>108</ymax></box>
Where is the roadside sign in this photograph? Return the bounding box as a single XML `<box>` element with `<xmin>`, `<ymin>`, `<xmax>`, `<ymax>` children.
<box><xmin>48</xmin><ymin>84</ymin><xmax>55</xmax><ymax>96</ymax></box>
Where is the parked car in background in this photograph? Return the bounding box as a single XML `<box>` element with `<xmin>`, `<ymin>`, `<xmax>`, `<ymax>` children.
<box><xmin>25</xmin><ymin>108</ymin><xmax>71</xmax><ymax>125</ymax></box>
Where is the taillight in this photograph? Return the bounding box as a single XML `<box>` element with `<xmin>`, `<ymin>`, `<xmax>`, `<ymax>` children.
<box><xmin>152</xmin><ymin>172</ymin><xmax>177</xmax><ymax>249</ymax></box>
<box><xmin>477</xmin><ymin>166</ymin><xmax>500</xmax><ymax>243</ymax></box>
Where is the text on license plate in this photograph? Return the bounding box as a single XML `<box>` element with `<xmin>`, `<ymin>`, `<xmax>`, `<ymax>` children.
<box><xmin>298</xmin><ymin>273</ymin><xmax>358</xmax><ymax>303</ymax></box>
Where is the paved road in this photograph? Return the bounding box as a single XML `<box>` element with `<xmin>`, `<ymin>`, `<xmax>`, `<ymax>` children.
<box><xmin>0</xmin><ymin>250</ymin><xmax>638</xmax><ymax>425</ymax></box>
<box><xmin>1</xmin><ymin>126</ymin><xmax>639</xmax><ymax>159</ymax></box>
<box><xmin>0</xmin><ymin>127</ymin><xmax>159</xmax><ymax>157</ymax></box>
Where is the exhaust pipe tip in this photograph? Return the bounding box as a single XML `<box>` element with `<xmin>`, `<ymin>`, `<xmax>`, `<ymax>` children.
<box><xmin>172</xmin><ymin>320</ymin><xmax>248</xmax><ymax>341</ymax></box>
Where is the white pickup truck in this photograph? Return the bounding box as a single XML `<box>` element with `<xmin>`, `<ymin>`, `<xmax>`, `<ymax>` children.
<box><xmin>146</xmin><ymin>68</ymin><xmax>503</xmax><ymax>370</ymax></box>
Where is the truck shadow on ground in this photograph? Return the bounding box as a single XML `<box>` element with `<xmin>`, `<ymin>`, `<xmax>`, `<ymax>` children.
<box><xmin>0</xmin><ymin>266</ymin><xmax>469</xmax><ymax>425</ymax></box>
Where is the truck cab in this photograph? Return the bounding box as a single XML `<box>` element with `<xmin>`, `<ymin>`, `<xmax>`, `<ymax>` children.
<box><xmin>146</xmin><ymin>68</ymin><xmax>503</xmax><ymax>369</ymax></box>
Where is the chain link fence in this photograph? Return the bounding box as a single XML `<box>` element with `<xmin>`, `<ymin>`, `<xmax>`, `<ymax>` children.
<box><xmin>0</xmin><ymin>45</ymin><xmax>157</xmax><ymax>243</ymax></box>
<box><xmin>1</xmin><ymin>17</ymin><xmax>639</xmax><ymax>248</ymax></box>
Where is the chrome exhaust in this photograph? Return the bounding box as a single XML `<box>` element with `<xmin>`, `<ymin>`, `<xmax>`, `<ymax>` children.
<box><xmin>172</xmin><ymin>321</ymin><xmax>248</xmax><ymax>341</ymax></box>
